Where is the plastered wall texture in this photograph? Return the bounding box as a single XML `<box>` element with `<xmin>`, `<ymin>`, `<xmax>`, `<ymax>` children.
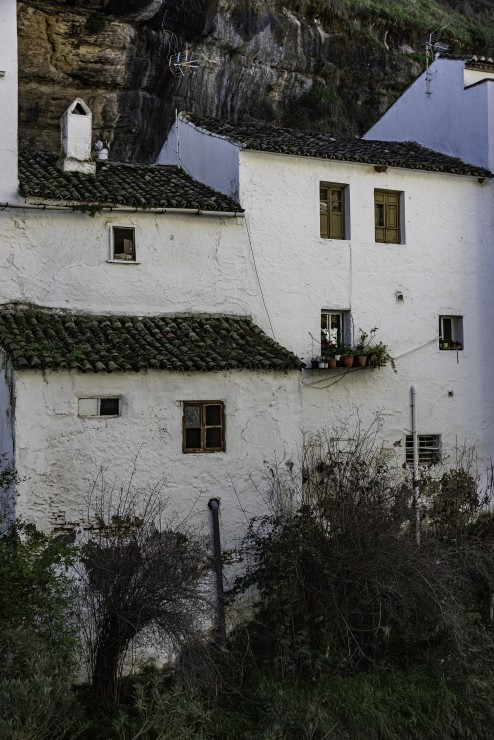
<box><xmin>238</xmin><ymin>149</ymin><xmax>494</xmax><ymax>469</ymax></box>
<box><xmin>0</xmin><ymin>210</ymin><xmax>264</xmax><ymax>320</ymax></box>
<box><xmin>12</xmin><ymin>368</ymin><xmax>302</xmax><ymax>543</ymax></box>
<box><xmin>166</xmin><ymin>114</ymin><xmax>494</xmax><ymax>474</ymax></box>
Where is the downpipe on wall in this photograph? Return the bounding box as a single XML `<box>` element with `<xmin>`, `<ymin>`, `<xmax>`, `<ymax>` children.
<box><xmin>208</xmin><ymin>498</ymin><xmax>227</xmax><ymax>647</ymax></box>
<box><xmin>411</xmin><ymin>385</ymin><xmax>421</xmax><ymax>546</ymax></box>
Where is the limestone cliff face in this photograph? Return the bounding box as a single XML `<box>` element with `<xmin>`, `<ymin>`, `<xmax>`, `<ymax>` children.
<box><xmin>16</xmin><ymin>0</ymin><xmax>483</xmax><ymax>163</ymax></box>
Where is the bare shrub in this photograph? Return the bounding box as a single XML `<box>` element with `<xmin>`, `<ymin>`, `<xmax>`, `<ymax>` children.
<box><xmin>76</xmin><ymin>474</ymin><xmax>212</xmax><ymax>700</ymax></box>
<box><xmin>232</xmin><ymin>415</ymin><xmax>494</xmax><ymax>673</ymax></box>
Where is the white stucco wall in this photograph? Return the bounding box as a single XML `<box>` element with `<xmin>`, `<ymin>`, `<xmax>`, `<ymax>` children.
<box><xmin>364</xmin><ymin>59</ymin><xmax>494</xmax><ymax>172</ymax></box>
<box><xmin>0</xmin><ymin>209</ymin><xmax>270</xmax><ymax>322</ymax></box>
<box><xmin>0</xmin><ymin>352</ymin><xmax>15</xmax><ymax>522</ymax></box>
<box><xmin>157</xmin><ymin>117</ymin><xmax>241</xmax><ymax>199</ymax></box>
<box><xmin>0</xmin><ymin>0</ymin><xmax>18</xmax><ymax>203</ymax></box>
<box><xmin>237</xmin><ymin>148</ymin><xmax>494</xmax><ymax>473</ymax></box>
<box><xmin>13</xmin><ymin>368</ymin><xmax>302</xmax><ymax>544</ymax></box>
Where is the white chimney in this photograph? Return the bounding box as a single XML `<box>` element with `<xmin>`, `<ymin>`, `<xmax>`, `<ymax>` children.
<box><xmin>57</xmin><ymin>98</ymin><xmax>96</xmax><ymax>175</ymax></box>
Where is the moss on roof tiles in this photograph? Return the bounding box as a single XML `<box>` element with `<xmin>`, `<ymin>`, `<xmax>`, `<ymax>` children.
<box><xmin>18</xmin><ymin>152</ymin><xmax>243</xmax><ymax>213</ymax></box>
<box><xmin>0</xmin><ymin>306</ymin><xmax>302</xmax><ymax>373</ymax></box>
<box><xmin>183</xmin><ymin>114</ymin><xmax>492</xmax><ymax>179</ymax></box>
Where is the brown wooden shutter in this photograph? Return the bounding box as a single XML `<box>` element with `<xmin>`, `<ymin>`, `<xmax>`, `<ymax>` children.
<box><xmin>329</xmin><ymin>187</ymin><xmax>344</xmax><ymax>239</ymax></box>
<box><xmin>385</xmin><ymin>192</ymin><xmax>400</xmax><ymax>243</ymax></box>
<box><xmin>374</xmin><ymin>190</ymin><xmax>401</xmax><ymax>243</ymax></box>
<box><xmin>320</xmin><ymin>187</ymin><xmax>329</xmax><ymax>238</ymax></box>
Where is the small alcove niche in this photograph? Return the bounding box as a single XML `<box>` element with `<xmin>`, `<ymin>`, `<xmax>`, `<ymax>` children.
<box><xmin>57</xmin><ymin>98</ymin><xmax>96</xmax><ymax>175</ymax></box>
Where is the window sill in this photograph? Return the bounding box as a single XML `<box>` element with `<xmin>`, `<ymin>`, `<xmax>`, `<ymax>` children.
<box><xmin>107</xmin><ymin>259</ymin><xmax>141</xmax><ymax>265</ymax></box>
<box><xmin>439</xmin><ymin>347</ymin><xmax>463</xmax><ymax>351</ymax></box>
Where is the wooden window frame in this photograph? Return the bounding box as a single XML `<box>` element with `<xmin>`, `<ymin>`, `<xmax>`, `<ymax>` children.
<box><xmin>109</xmin><ymin>225</ymin><xmax>137</xmax><ymax>262</ymax></box>
<box><xmin>183</xmin><ymin>401</ymin><xmax>225</xmax><ymax>453</ymax></box>
<box><xmin>374</xmin><ymin>189</ymin><xmax>402</xmax><ymax>244</ymax></box>
<box><xmin>320</xmin><ymin>183</ymin><xmax>347</xmax><ymax>239</ymax></box>
<box><xmin>405</xmin><ymin>435</ymin><xmax>441</xmax><ymax>466</ymax></box>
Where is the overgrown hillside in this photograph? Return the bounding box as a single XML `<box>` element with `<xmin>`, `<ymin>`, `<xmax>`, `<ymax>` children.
<box><xmin>17</xmin><ymin>0</ymin><xmax>494</xmax><ymax>161</ymax></box>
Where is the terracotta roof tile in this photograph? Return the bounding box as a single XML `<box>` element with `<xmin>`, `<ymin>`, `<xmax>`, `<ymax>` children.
<box><xmin>183</xmin><ymin>114</ymin><xmax>492</xmax><ymax>178</ymax></box>
<box><xmin>0</xmin><ymin>306</ymin><xmax>302</xmax><ymax>373</ymax></box>
<box><xmin>18</xmin><ymin>152</ymin><xmax>243</xmax><ymax>213</ymax></box>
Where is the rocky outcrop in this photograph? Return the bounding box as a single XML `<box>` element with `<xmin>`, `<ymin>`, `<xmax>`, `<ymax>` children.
<box><xmin>17</xmin><ymin>0</ymin><xmax>490</xmax><ymax>162</ymax></box>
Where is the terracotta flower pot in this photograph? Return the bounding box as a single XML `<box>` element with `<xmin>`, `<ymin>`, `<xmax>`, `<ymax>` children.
<box><xmin>328</xmin><ymin>358</ymin><xmax>337</xmax><ymax>369</ymax></box>
<box><xmin>342</xmin><ymin>355</ymin><xmax>354</xmax><ymax>368</ymax></box>
<box><xmin>357</xmin><ymin>355</ymin><xmax>367</xmax><ymax>367</ymax></box>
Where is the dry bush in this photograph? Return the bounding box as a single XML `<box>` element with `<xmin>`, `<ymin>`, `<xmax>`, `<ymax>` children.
<box><xmin>76</xmin><ymin>475</ymin><xmax>212</xmax><ymax>701</ymax></box>
<box><xmin>232</xmin><ymin>415</ymin><xmax>494</xmax><ymax>673</ymax></box>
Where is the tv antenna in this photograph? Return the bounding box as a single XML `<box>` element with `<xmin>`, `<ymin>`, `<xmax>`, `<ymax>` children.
<box><xmin>160</xmin><ymin>13</ymin><xmax>199</xmax><ymax>77</ymax></box>
<box><xmin>419</xmin><ymin>31</ymin><xmax>450</xmax><ymax>95</ymax></box>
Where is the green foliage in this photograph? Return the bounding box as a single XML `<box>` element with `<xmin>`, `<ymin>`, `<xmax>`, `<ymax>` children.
<box><xmin>0</xmin><ymin>522</ymin><xmax>81</xmax><ymax>739</ymax></box>
<box><xmin>296</xmin><ymin>0</ymin><xmax>494</xmax><ymax>47</ymax></box>
<box><xmin>0</xmin><ymin>628</ymin><xmax>83</xmax><ymax>740</ymax></box>
<box><xmin>0</xmin><ymin>520</ymin><xmax>76</xmax><ymax>637</ymax></box>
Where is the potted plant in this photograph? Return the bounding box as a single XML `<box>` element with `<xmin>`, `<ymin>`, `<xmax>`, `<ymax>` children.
<box><xmin>358</xmin><ymin>328</ymin><xmax>396</xmax><ymax>371</ymax></box>
<box><xmin>354</xmin><ymin>341</ymin><xmax>368</xmax><ymax>367</ymax></box>
<box><xmin>340</xmin><ymin>344</ymin><xmax>355</xmax><ymax>368</ymax></box>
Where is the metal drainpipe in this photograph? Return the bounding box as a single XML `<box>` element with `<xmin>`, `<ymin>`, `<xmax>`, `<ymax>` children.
<box><xmin>208</xmin><ymin>498</ymin><xmax>227</xmax><ymax>647</ymax></box>
<box><xmin>411</xmin><ymin>385</ymin><xmax>421</xmax><ymax>546</ymax></box>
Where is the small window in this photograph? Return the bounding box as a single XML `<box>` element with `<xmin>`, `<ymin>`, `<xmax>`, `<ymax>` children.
<box><xmin>406</xmin><ymin>435</ymin><xmax>441</xmax><ymax>466</ymax></box>
<box><xmin>321</xmin><ymin>310</ymin><xmax>350</xmax><ymax>354</ymax></box>
<box><xmin>183</xmin><ymin>401</ymin><xmax>225</xmax><ymax>453</ymax></box>
<box><xmin>78</xmin><ymin>397</ymin><xmax>120</xmax><ymax>417</ymax></box>
<box><xmin>320</xmin><ymin>183</ymin><xmax>347</xmax><ymax>239</ymax></box>
<box><xmin>111</xmin><ymin>226</ymin><xmax>136</xmax><ymax>261</ymax></box>
<box><xmin>374</xmin><ymin>190</ymin><xmax>402</xmax><ymax>243</ymax></box>
<box><xmin>439</xmin><ymin>316</ymin><xmax>463</xmax><ymax>350</ymax></box>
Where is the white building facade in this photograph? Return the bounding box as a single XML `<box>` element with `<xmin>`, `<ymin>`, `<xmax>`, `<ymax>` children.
<box><xmin>0</xmin><ymin>1</ymin><xmax>302</xmax><ymax>543</ymax></box>
<box><xmin>161</xmin><ymin>112</ymin><xmax>494</xmax><ymax>475</ymax></box>
<box><xmin>1</xmin><ymin>0</ymin><xmax>494</xmax><ymax>540</ymax></box>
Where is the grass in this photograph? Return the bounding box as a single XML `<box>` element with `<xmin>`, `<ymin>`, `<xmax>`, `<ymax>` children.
<box><xmin>289</xmin><ymin>0</ymin><xmax>494</xmax><ymax>50</ymax></box>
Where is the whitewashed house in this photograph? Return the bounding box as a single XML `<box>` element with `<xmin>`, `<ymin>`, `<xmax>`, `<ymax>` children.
<box><xmin>0</xmin><ymin>1</ymin><xmax>302</xmax><ymax>540</ymax></box>
<box><xmin>364</xmin><ymin>54</ymin><xmax>494</xmax><ymax>172</ymax></box>
<box><xmin>160</xmin><ymin>112</ymin><xmax>494</xmax><ymax>474</ymax></box>
<box><xmin>1</xmin><ymin>0</ymin><xmax>494</xmax><ymax>543</ymax></box>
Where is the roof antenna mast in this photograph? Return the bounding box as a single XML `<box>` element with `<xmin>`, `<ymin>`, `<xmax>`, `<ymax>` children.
<box><xmin>419</xmin><ymin>30</ymin><xmax>450</xmax><ymax>95</ymax></box>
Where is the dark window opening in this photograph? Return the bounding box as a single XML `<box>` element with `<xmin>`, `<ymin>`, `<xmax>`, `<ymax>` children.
<box><xmin>112</xmin><ymin>227</ymin><xmax>136</xmax><ymax>261</ymax></box>
<box><xmin>99</xmin><ymin>398</ymin><xmax>120</xmax><ymax>416</ymax></box>
<box><xmin>439</xmin><ymin>316</ymin><xmax>463</xmax><ymax>350</ymax></box>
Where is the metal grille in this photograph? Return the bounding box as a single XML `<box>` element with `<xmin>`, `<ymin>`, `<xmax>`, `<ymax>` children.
<box><xmin>406</xmin><ymin>435</ymin><xmax>441</xmax><ymax>466</ymax></box>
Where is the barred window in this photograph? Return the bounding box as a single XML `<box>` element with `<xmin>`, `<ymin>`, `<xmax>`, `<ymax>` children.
<box><xmin>405</xmin><ymin>435</ymin><xmax>441</xmax><ymax>466</ymax></box>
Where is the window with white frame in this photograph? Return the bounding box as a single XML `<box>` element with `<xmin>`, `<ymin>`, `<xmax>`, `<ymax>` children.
<box><xmin>110</xmin><ymin>226</ymin><xmax>136</xmax><ymax>261</ymax></box>
<box><xmin>320</xmin><ymin>310</ymin><xmax>350</xmax><ymax>354</ymax></box>
<box><xmin>405</xmin><ymin>435</ymin><xmax>441</xmax><ymax>466</ymax></box>
<box><xmin>78</xmin><ymin>397</ymin><xmax>120</xmax><ymax>417</ymax></box>
<box><xmin>439</xmin><ymin>315</ymin><xmax>463</xmax><ymax>350</ymax></box>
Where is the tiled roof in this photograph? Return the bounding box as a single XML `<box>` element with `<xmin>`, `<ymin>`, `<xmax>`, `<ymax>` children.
<box><xmin>183</xmin><ymin>113</ymin><xmax>492</xmax><ymax>178</ymax></box>
<box><xmin>0</xmin><ymin>306</ymin><xmax>301</xmax><ymax>373</ymax></box>
<box><xmin>17</xmin><ymin>151</ymin><xmax>243</xmax><ymax>213</ymax></box>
